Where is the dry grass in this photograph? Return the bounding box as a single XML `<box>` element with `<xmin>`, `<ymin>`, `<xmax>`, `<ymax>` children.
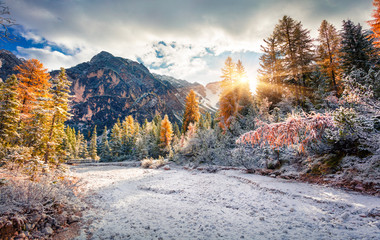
<box><xmin>0</xmin><ymin>168</ymin><xmax>84</xmax><ymax>239</ymax></box>
<box><xmin>141</xmin><ymin>157</ymin><xmax>167</xmax><ymax>169</ymax></box>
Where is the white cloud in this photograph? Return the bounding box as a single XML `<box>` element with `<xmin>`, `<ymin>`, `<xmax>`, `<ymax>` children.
<box><xmin>4</xmin><ymin>0</ymin><xmax>374</xmax><ymax>85</ymax></box>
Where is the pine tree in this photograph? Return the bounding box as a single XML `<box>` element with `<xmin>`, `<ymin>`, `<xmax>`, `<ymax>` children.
<box><xmin>182</xmin><ymin>90</ymin><xmax>200</xmax><ymax>133</ymax></box>
<box><xmin>340</xmin><ymin>20</ymin><xmax>378</xmax><ymax>75</ymax></box>
<box><xmin>160</xmin><ymin>114</ymin><xmax>173</xmax><ymax>151</ymax></box>
<box><xmin>89</xmin><ymin>126</ymin><xmax>98</xmax><ymax>160</ymax></box>
<box><xmin>317</xmin><ymin>20</ymin><xmax>342</xmax><ymax>96</ymax></box>
<box><xmin>100</xmin><ymin>126</ymin><xmax>112</xmax><ymax>161</ymax></box>
<box><xmin>44</xmin><ymin>67</ymin><xmax>71</xmax><ymax>163</ymax></box>
<box><xmin>368</xmin><ymin>0</ymin><xmax>380</xmax><ymax>48</ymax></box>
<box><xmin>110</xmin><ymin>123</ymin><xmax>122</xmax><ymax>157</ymax></box>
<box><xmin>273</xmin><ymin>16</ymin><xmax>314</xmax><ymax>102</ymax></box>
<box><xmin>0</xmin><ymin>75</ymin><xmax>20</xmax><ymax>145</ymax></box>
<box><xmin>173</xmin><ymin>122</ymin><xmax>180</xmax><ymax>137</ymax></box>
<box><xmin>257</xmin><ymin>35</ymin><xmax>284</xmax><ymax>104</ymax></box>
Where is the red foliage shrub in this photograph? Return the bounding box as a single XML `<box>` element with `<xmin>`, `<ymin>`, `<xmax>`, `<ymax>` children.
<box><xmin>237</xmin><ymin>113</ymin><xmax>334</xmax><ymax>152</ymax></box>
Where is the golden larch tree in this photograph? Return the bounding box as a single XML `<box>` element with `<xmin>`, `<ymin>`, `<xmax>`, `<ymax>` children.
<box><xmin>160</xmin><ymin>114</ymin><xmax>173</xmax><ymax>149</ymax></box>
<box><xmin>218</xmin><ymin>57</ymin><xmax>239</xmax><ymax>131</ymax></box>
<box><xmin>182</xmin><ymin>89</ymin><xmax>200</xmax><ymax>133</ymax></box>
<box><xmin>15</xmin><ymin>59</ymin><xmax>51</xmax><ymax>119</ymax></box>
<box><xmin>369</xmin><ymin>0</ymin><xmax>380</xmax><ymax>48</ymax></box>
<box><xmin>317</xmin><ymin>20</ymin><xmax>342</xmax><ymax>96</ymax></box>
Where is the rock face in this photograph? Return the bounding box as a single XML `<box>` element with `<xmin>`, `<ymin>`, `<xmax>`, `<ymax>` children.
<box><xmin>0</xmin><ymin>50</ymin><xmax>221</xmax><ymax>132</ymax></box>
<box><xmin>0</xmin><ymin>50</ymin><xmax>23</xmax><ymax>81</ymax></box>
<box><xmin>153</xmin><ymin>74</ymin><xmax>219</xmax><ymax>113</ymax></box>
<box><xmin>50</xmin><ymin>51</ymin><xmax>186</xmax><ymax>131</ymax></box>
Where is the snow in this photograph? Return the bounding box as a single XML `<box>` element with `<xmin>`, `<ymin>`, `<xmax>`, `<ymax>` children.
<box><xmin>72</xmin><ymin>164</ymin><xmax>380</xmax><ymax>240</ymax></box>
<box><xmin>204</xmin><ymin>86</ymin><xmax>220</xmax><ymax>110</ymax></box>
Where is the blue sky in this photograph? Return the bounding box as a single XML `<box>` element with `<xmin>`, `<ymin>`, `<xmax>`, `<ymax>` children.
<box><xmin>1</xmin><ymin>0</ymin><xmax>374</xmax><ymax>86</ymax></box>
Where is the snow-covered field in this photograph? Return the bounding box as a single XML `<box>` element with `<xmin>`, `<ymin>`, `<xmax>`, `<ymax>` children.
<box><xmin>71</xmin><ymin>164</ymin><xmax>380</xmax><ymax>240</ymax></box>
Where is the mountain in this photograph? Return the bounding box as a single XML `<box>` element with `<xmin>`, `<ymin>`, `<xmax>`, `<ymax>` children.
<box><xmin>50</xmin><ymin>51</ymin><xmax>188</xmax><ymax>131</ymax></box>
<box><xmin>0</xmin><ymin>50</ymin><xmax>221</xmax><ymax>133</ymax></box>
<box><xmin>153</xmin><ymin>74</ymin><xmax>219</xmax><ymax>113</ymax></box>
<box><xmin>0</xmin><ymin>50</ymin><xmax>23</xmax><ymax>81</ymax></box>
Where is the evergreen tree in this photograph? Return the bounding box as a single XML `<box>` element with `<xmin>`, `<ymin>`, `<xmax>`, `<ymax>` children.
<box><xmin>317</xmin><ymin>20</ymin><xmax>342</xmax><ymax>96</ymax></box>
<box><xmin>173</xmin><ymin>122</ymin><xmax>181</xmax><ymax>137</ymax></box>
<box><xmin>0</xmin><ymin>75</ymin><xmax>20</xmax><ymax>145</ymax></box>
<box><xmin>110</xmin><ymin>123</ymin><xmax>122</xmax><ymax>157</ymax></box>
<box><xmin>89</xmin><ymin>126</ymin><xmax>98</xmax><ymax>160</ymax></box>
<box><xmin>100</xmin><ymin>126</ymin><xmax>112</xmax><ymax>161</ymax></box>
<box><xmin>44</xmin><ymin>67</ymin><xmax>71</xmax><ymax>163</ymax></box>
<box><xmin>257</xmin><ymin>35</ymin><xmax>284</xmax><ymax>104</ymax></box>
<box><xmin>340</xmin><ymin>20</ymin><xmax>378</xmax><ymax>75</ymax></box>
<box><xmin>182</xmin><ymin>90</ymin><xmax>200</xmax><ymax>133</ymax></box>
<box><xmin>273</xmin><ymin>15</ymin><xmax>314</xmax><ymax>102</ymax></box>
<box><xmin>160</xmin><ymin>114</ymin><xmax>173</xmax><ymax>151</ymax></box>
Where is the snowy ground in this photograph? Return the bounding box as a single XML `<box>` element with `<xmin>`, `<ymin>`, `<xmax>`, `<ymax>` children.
<box><xmin>71</xmin><ymin>163</ymin><xmax>380</xmax><ymax>240</ymax></box>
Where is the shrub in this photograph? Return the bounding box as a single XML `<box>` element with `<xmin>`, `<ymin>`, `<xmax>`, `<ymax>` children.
<box><xmin>141</xmin><ymin>156</ymin><xmax>167</xmax><ymax>169</ymax></box>
<box><xmin>0</xmin><ymin>169</ymin><xmax>83</xmax><ymax>239</ymax></box>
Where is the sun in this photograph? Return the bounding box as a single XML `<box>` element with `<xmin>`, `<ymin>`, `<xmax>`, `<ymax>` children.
<box><xmin>237</xmin><ymin>75</ymin><xmax>258</xmax><ymax>94</ymax></box>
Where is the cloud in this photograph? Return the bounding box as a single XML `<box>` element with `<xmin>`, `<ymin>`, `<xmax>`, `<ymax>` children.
<box><xmin>4</xmin><ymin>0</ymin><xmax>374</xmax><ymax>84</ymax></box>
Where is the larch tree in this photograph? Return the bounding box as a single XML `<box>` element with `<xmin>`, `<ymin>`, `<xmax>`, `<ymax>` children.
<box><xmin>236</xmin><ymin>60</ymin><xmax>253</xmax><ymax>118</ymax></box>
<box><xmin>317</xmin><ymin>20</ymin><xmax>342</xmax><ymax>96</ymax></box>
<box><xmin>368</xmin><ymin>0</ymin><xmax>380</xmax><ymax>49</ymax></box>
<box><xmin>182</xmin><ymin>89</ymin><xmax>200</xmax><ymax>133</ymax></box>
<box><xmin>340</xmin><ymin>20</ymin><xmax>378</xmax><ymax>75</ymax></box>
<box><xmin>219</xmin><ymin>57</ymin><xmax>239</xmax><ymax>131</ymax></box>
<box><xmin>15</xmin><ymin>59</ymin><xmax>51</xmax><ymax>121</ymax></box>
<box><xmin>160</xmin><ymin>114</ymin><xmax>173</xmax><ymax>150</ymax></box>
<box><xmin>0</xmin><ymin>75</ymin><xmax>20</xmax><ymax>145</ymax></box>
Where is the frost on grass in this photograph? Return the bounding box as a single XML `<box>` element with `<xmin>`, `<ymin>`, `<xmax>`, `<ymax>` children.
<box><xmin>0</xmin><ymin>168</ymin><xmax>84</xmax><ymax>239</ymax></box>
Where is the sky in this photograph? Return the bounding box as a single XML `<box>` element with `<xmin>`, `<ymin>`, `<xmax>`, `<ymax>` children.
<box><xmin>0</xmin><ymin>0</ymin><xmax>374</xmax><ymax>87</ymax></box>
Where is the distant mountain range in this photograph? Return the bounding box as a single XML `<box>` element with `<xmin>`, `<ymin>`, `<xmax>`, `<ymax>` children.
<box><xmin>0</xmin><ymin>50</ymin><xmax>221</xmax><ymax>132</ymax></box>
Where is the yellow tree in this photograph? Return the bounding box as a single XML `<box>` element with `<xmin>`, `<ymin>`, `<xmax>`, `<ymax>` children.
<box><xmin>15</xmin><ymin>59</ymin><xmax>51</xmax><ymax>120</ymax></box>
<box><xmin>15</xmin><ymin>59</ymin><xmax>52</xmax><ymax>151</ymax></box>
<box><xmin>317</xmin><ymin>20</ymin><xmax>342</xmax><ymax>96</ymax></box>
<box><xmin>369</xmin><ymin>0</ymin><xmax>380</xmax><ymax>48</ymax></box>
<box><xmin>219</xmin><ymin>57</ymin><xmax>239</xmax><ymax>131</ymax></box>
<box><xmin>160</xmin><ymin>114</ymin><xmax>173</xmax><ymax>149</ymax></box>
<box><xmin>236</xmin><ymin>60</ymin><xmax>253</xmax><ymax>117</ymax></box>
<box><xmin>182</xmin><ymin>89</ymin><xmax>200</xmax><ymax>133</ymax></box>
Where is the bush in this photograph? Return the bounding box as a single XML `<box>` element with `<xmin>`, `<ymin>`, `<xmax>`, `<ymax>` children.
<box><xmin>141</xmin><ymin>156</ymin><xmax>167</xmax><ymax>169</ymax></box>
<box><xmin>0</xmin><ymin>169</ymin><xmax>83</xmax><ymax>239</ymax></box>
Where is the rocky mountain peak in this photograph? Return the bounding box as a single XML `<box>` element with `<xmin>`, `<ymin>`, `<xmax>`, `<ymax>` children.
<box><xmin>90</xmin><ymin>51</ymin><xmax>114</xmax><ymax>63</ymax></box>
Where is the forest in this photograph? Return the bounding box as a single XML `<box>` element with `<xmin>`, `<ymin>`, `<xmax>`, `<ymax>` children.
<box><xmin>0</xmin><ymin>0</ymin><xmax>380</xmax><ymax>239</ymax></box>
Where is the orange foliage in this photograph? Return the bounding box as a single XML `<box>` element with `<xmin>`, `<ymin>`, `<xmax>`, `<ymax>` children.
<box><xmin>182</xmin><ymin>90</ymin><xmax>200</xmax><ymax>133</ymax></box>
<box><xmin>160</xmin><ymin>115</ymin><xmax>173</xmax><ymax>148</ymax></box>
<box><xmin>237</xmin><ymin>113</ymin><xmax>334</xmax><ymax>152</ymax></box>
<box><xmin>15</xmin><ymin>59</ymin><xmax>51</xmax><ymax>118</ymax></box>
<box><xmin>369</xmin><ymin>0</ymin><xmax>380</xmax><ymax>48</ymax></box>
